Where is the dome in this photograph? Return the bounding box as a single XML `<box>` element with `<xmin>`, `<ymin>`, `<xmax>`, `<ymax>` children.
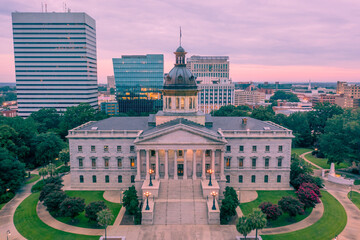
<box><xmin>176</xmin><ymin>46</ymin><xmax>185</xmax><ymax>52</ymax></box>
<box><xmin>163</xmin><ymin>66</ymin><xmax>197</xmax><ymax>90</ymax></box>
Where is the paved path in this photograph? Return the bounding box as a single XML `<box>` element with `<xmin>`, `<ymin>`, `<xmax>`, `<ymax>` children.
<box><xmin>103</xmin><ymin>190</ymin><xmax>122</xmax><ymax>203</ymax></box>
<box><xmin>239</xmin><ymin>190</ymin><xmax>258</xmax><ymax>203</ymax></box>
<box><xmin>300</xmin><ymin>151</ymin><xmax>323</xmax><ymax>169</ymax></box>
<box><xmin>325</xmin><ymin>180</ymin><xmax>360</xmax><ymax>240</ymax></box>
<box><xmin>260</xmin><ymin>201</ymin><xmax>324</xmax><ymax>235</ymax></box>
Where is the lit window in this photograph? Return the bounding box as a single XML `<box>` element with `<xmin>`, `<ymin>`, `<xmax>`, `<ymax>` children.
<box><xmin>104</xmin><ymin>145</ymin><xmax>109</xmax><ymax>152</ymax></box>
<box><xmin>225</xmin><ymin>157</ymin><xmax>231</xmax><ymax>169</ymax></box>
<box><xmin>181</xmin><ymin>98</ymin><xmax>185</xmax><ymax>109</ymax></box>
<box><xmin>264</xmin><ymin>175</ymin><xmax>268</xmax><ymax>183</ymax></box>
<box><xmin>78</xmin><ymin>146</ymin><xmax>82</xmax><ymax>152</ymax></box>
<box><xmin>130</xmin><ymin>158</ymin><xmax>135</xmax><ymax>168</ymax></box>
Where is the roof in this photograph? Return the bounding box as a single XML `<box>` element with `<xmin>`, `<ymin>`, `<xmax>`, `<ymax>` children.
<box><xmin>211</xmin><ymin>117</ymin><xmax>286</xmax><ymax>131</ymax></box>
<box><xmin>78</xmin><ymin>117</ymin><xmax>149</xmax><ymax>131</ymax></box>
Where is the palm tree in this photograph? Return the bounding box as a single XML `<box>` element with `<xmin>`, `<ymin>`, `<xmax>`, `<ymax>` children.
<box><xmin>236</xmin><ymin>216</ymin><xmax>252</xmax><ymax>240</ymax></box>
<box><xmin>38</xmin><ymin>168</ymin><xmax>48</xmax><ymax>180</ymax></box>
<box><xmin>248</xmin><ymin>209</ymin><xmax>267</xmax><ymax>240</ymax></box>
<box><xmin>47</xmin><ymin>163</ymin><xmax>56</xmax><ymax>177</ymax></box>
<box><xmin>97</xmin><ymin>209</ymin><xmax>114</xmax><ymax>240</ymax></box>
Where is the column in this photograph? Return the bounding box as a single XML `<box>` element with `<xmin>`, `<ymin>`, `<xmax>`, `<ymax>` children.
<box><xmin>211</xmin><ymin>149</ymin><xmax>215</xmax><ymax>179</ymax></box>
<box><xmin>202</xmin><ymin>150</ymin><xmax>206</xmax><ymax>180</ymax></box>
<box><xmin>183</xmin><ymin>150</ymin><xmax>187</xmax><ymax>179</ymax></box>
<box><xmin>165</xmin><ymin>150</ymin><xmax>169</xmax><ymax>180</ymax></box>
<box><xmin>146</xmin><ymin>150</ymin><xmax>150</xmax><ymax>180</ymax></box>
<box><xmin>155</xmin><ymin>150</ymin><xmax>159</xmax><ymax>180</ymax></box>
<box><xmin>192</xmin><ymin>150</ymin><xmax>197</xmax><ymax>180</ymax></box>
<box><xmin>220</xmin><ymin>149</ymin><xmax>225</xmax><ymax>180</ymax></box>
<box><xmin>174</xmin><ymin>150</ymin><xmax>178</xmax><ymax>180</ymax></box>
<box><xmin>136</xmin><ymin>150</ymin><xmax>141</xmax><ymax>180</ymax></box>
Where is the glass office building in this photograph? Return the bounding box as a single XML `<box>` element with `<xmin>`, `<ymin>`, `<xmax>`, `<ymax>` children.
<box><xmin>112</xmin><ymin>54</ymin><xmax>164</xmax><ymax>114</ymax></box>
<box><xmin>12</xmin><ymin>12</ymin><xmax>98</xmax><ymax>117</ymax></box>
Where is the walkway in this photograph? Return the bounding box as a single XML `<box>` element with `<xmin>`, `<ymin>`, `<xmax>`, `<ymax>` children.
<box><xmin>300</xmin><ymin>151</ymin><xmax>323</xmax><ymax>169</ymax></box>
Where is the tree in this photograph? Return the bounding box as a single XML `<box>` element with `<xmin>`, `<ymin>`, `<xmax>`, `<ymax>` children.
<box><xmin>296</xmin><ymin>185</ymin><xmax>320</xmax><ymax>209</ymax></box>
<box><xmin>32</xmin><ymin>132</ymin><xmax>65</xmax><ymax>166</ymax></box>
<box><xmin>291</xmin><ymin>173</ymin><xmax>323</xmax><ymax>190</ymax></box>
<box><xmin>44</xmin><ymin>176</ymin><xmax>64</xmax><ymax>186</ymax></box>
<box><xmin>29</xmin><ymin>108</ymin><xmax>61</xmax><ymax>133</ymax></box>
<box><xmin>59</xmin><ymin>197</ymin><xmax>85</xmax><ymax>220</ymax></box>
<box><xmin>47</xmin><ymin>163</ymin><xmax>57</xmax><ymax>177</ymax></box>
<box><xmin>290</xmin><ymin>154</ymin><xmax>313</xmax><ymax>184</ymax></box>
<box><xmin>250</xmin><ymin>106</ymin><xmax>275</xmax><ymax>121</ymax></box>
<box><xmin>97</xmin><ymin>209</ymin><xmax>114</xmax><ymax>240</ymax></box>
<box><xmin>0</xmin><ymin>124</ymin><xmax>19</xmax><ymax>154</ymax></box>
<box><xmin>122</xmin><ymin>186</ymin><xmax>139</xmax><ymax>215</ymax></box>
<box><xmin>236</xmin><ymin>216</ymin><xmax>253</xmax><ymax>240</ymax></box>
<box><xmin>259</xmin><ymin>202</ymin><xmax>282</xmax><ymax>221</ymax></box>
<box><xmin>85</xmin><ymin>201</ymin><xmax>107</xmax><ymax>222</ymax></box>
<box><xmin>38</xmin><ymin>167</ymin><xmax>48</xmax><ymax>180</ymax></box>
<box><xmin>211</xmin><ymin>105</ymin><xmax>251</xmax><ymax>117</ymax></box>
<box><xmin>278</xmin><ymin>196</ymin><xmax>304</xmax><ymax>218</ymax></box>
<box><xmin>39</xmin><ymin>183</ymin><xmax>62</xmax><ymax>201</ymax></box>
<box><xmin>58</xmin><ymin>148</ymin><xmax>70</xmax><ymax>166</ymax></box>
<box><xmin>43</xmin><ymin>191</ymin><xmax>67</xmax><ymax>213</ymax></box>
<box><xmin>270</xmin><ymin>90</ymin><xmax>300</xmax><ymax>102</ymax></box>
<box><xmin>248</xmin><ymin>209</ymin><xmax>267</xmax><ymax>240</ymax></box>
<box><xmin>282</xmin><ymin>112</ymin><xmax>313</xmax><ymax>147</ymax></box>
<box><xmin>220</xmin><ymin>187</ymin><xmax>240</xmax><ymax>224</ymax></box>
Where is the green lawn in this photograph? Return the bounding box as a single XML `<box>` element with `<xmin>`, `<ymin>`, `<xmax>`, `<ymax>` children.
<box><xmin>261</xmin><ymin>191</ymin><xmax>347</xmax><ymax>240</ymax></box>
<box><xmin>53</xmin><ymin>191</ymin><xmax>121</xmax><ymax>228</ymax></box>
<box><xmin>291</xmin><ymin>148</ymin><xmax>312</xmax><ymax>156</ymax></box>
<box><xmin>240</xmin><ymin>190</ymin><xmax>312</xmax><ymax>228</ymax></box>
<box><xmin>0</xmin><ymin>202</ymin><xmax>6</xmax><ymax>210</ymax></box>
<box><xmin>25</xmin><ymin>174</ymin><xmax>41</xmax><ymax>184</ymax></box>
<box><xmin>304</xmin><ymin>153</ymin><xmax>350</xmax><ymax>169</ymax></box>
<box><xmin>348</xmin><ymin>191</ymin><xmax>360</xmax><ymax>210</ymax></box>
<box><xmin>14</xmin><ymin>192</ymin><xmax>100</xmax><ymax>240</ymax></box>
<box><xmin>355</xmin><ymin>180</ymin><xmax>360</xmax><ymax>185</ymax></box>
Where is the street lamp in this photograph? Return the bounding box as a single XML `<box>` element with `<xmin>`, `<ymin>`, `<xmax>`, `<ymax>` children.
<box><xmin>149</xmin><ymin>169</ymin><xmax>154</xmax><ymax>186</ymax></box>
<box><xmin>207</xmin><ymin>169</ymin><xmax>214</xmax><ymax>186</ymax></box>
<box><xmin>211</xmin><ymin>191</ymin><xmax>217</xmax><ymax>210</ymax></box>
<box><xmin>7</xmin><ymin>230</ymin><xmax>10</xmax><ymax>240</ymax></box>
<box><xmin>144</xmin><ymin>191</ymin><xmax>151</xmax><ymax>210</ymax></box>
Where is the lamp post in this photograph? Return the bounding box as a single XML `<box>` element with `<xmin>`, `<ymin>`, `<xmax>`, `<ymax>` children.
<box><xmin>211</xmin><ymin>191</ymin><xmax>217</xmax><ymax>210</ymax></box>
<box><xmin>7</xmin><ymin>230</ymin><xmax>10</xmax><ymax>240</ymax></box>
<box><xmin>207</xmin><ymin>169</ymin><xmax>214</xmax><ymax>186</ymax></box>
<box><xmin>144</xmin><ymin>191</ymin><xmax>151</xmax><ymax>210</ymax></box>
<box><xmin>149</xmin><ymin>169</ymin><xmax>154</xmax><ymax>186</ymax></box>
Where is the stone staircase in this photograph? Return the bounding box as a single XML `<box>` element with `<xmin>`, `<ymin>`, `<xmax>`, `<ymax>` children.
<box><xmin>153</xmin><ymin>179</ymin><xmax>207</xmax><ymax>225</ymax></box>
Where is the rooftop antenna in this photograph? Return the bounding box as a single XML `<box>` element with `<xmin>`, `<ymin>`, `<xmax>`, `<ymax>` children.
<box><xmin>179</xmin><ymin>26</ymin><xmax>182</xmax><ymax>46</ymax></box>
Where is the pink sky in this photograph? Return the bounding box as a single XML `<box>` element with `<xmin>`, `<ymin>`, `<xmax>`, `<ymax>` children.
<box><xmin>1</xmin><ymin>0</ymin><xmax>360</xmax><ymax>83</ymax></box>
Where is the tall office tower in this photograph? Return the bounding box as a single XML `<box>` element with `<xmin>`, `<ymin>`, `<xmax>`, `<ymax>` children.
<box><xmin>186</xmin><ymin>56</ymin><xmax>229</xmax><ymax>84</ymax></box>
<box><xmin>113</xmin><ymin>54</ymin><xmax>164</xmax><ymax>114</ymax></box>
<box><xmin>12</xmin><ymin>12</ymin><xmax>98</xmax><ymax>117</ymax></box>
<box><xmin>234</xmin><ymin>90</ymin><xmax>266</xmax><ymax>106</ymax></box>
<box><xmin>107</xmin><ymin>75</ymin><xmax>115</xmax><ymax>91</ymax></box>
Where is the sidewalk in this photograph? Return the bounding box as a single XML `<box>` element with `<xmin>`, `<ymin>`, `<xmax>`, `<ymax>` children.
<box><xmin>300</xmin><ymin>151</ymin><xmax>323</xmax><ymax>169</ymax></box>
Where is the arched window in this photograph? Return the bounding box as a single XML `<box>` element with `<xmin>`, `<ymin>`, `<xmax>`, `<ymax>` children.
<box><xmin>181</xmin><ymin>98</ymin><xmax>185</xmax><ymax>109</ymax></box>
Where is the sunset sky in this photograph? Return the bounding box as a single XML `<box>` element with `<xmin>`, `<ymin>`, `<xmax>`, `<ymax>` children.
<box><xmin>1</xmin><ymin>0</ymin><xmax>360</xmax><ymax>83</ymax></box>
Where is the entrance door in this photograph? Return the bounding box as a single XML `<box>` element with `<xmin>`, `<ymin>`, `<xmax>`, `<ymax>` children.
<box><xmin>178</xmin><ymin>164</ymin><xmax>184</xmax><ymax>176</ymax></box>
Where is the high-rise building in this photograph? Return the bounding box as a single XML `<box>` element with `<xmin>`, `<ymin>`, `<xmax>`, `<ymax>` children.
<box><xmin>234</xmin><ymin>90</ymin><xmax>265</xmax><ymax>106</ymax></box>
<box><xmin>12</xmin><ymin>12</ymin><xmax>98</xmax><ymax>117</ymax></box>
<box><xmin>186</xmin><ymin>56</ymin><xmax>229</xmax><ymax>84</ymax></box>
<box><xmin>113</xmin><ymin>54</ymin><xmax>163</xmax><ymax>114</ymax></box>
<box><xmin>197</xmin><ymin>79</ymin><xmax>234</xmax><ymax>114</ymax></box>
<box><xmin>107</xmin><ymin>75</ymin><xmax>115</xmax><ymax>91</ymax></box>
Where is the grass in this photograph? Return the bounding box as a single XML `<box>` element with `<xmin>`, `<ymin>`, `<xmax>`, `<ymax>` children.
<box><xmin>355</xmin><ymin>180</ymin><xmax>360</xmax><ymax>185</ymax></box>
<box><xmin>0</xmin><ymin>202</ymin><xmax>6</xmax><ymax>210</ymax></box>
<box><xmin>240</xmin><ymin>190</ymin><xmax>312</xmax><ymax>228</ymax></box>
<box><xmin>25</xmin><ymin>174</ymin><xmax>41</xmax><ymax>184</ymax></box>
<box><xmin>261</xmin><ymin>191</ymin><xmax>347</xmax><ymax>240</ymax></box>
<box><xmin>304</xmin><ymin>153</ymin><xmax>350</xmax><ymax>169</ymax></box>
<box><xmin>348</xmin><ymin>191</ymin><xmax>360</xmax><ymax>210</ymax></box>
<box><xmin>291</xmin><ymin>148</ymin><xmax>312</xmax><ymax>156</ymax></box>
<box><xmin>53</xmin><ymin>191</ymin><xmax>121</xmax><ymax>228</ymax></box>
<box><xmin>14</xmin><ymin>192</ymin><xmax>100</xmax><ymax>240</ymax></box>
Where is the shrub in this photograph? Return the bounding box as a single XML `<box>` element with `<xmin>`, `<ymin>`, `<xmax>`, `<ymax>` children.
<box><xmin>31</xmin><ymin>180</ymin><xmax>45</xmax><ymax>193</ymax></box>
<box><xmin>85</xmin><ymin>201</ymin><xmax>107</xmax><ymax>222</ymax></box>
<box><xmin>44</xmin><ymin>176</ymin><xmax>63</xmax><ymax>186</ymax></box>
<box><xmin>300</xmin><ymin>182</ymin><xmax>321</xmax><ymax>197</ymax></box>
<box><xmin>236</xmin><ymin>216</ymin><xmax>253</xmax><ymax>239</ymax></box>
<box><xmin>278</xmin><ymin>196</ymin><xmax>304</xmax><ymax>218</ymax></box>
<box><xmin>351</xmin><ymin>168</ymin><xmax>359</xmax><ymax>175</ymax></box>
<box><xmin>259</xmin><ymin>202</ymin><xmax>282</xmax><ymax>221</ymax></box>
<box><xmin>220</xmin><ymin>187</ymin><xmax>239</xmax><ymax>224</ymax></box>
<box><xmin>59</xmin><ymin>197</ymin><xmax>85</xmax><ymax>219</ymax></box>
<box><xmin>291</xmin><ymin>173</ymin><xmax>323</xmax><ymax>190</ymax></box>
<box><xmin>296</xmin><ymin>185</ymin><xmax>320</xmax><ymax>209</ymax></box>
<box><xmin>55</xmin><ymin>165</ymin><xmax>70</xmax><ymax>175</ymax></box>
<box><xmin>39</xmin><ymin>183</ymin><xmax>62</xmax><ymax>201</ymax></box>
<box><xmin>0</xmin><ymin>191</ymin><xmax>15</xmax><ymax>204</ymax></box>
<box><xmin>134</xmin><ymin>209</ymin><xmax>142</xmax><ymax>225</ymax></box>
<box><xmin>123</xmin><ymin>186</ymin><xmax>139</xmax><ymax>215</ymax></box>
<box><xmin>43</xmin><ymin>191</ymin><xmax>67</xmax><ymax>212</ymax></box>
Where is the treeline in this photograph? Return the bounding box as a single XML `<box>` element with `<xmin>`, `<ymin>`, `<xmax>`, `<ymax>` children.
<box><xmin>212</xmin><ymin>102</ymin><xmax>360</xmax><ymax>166</ymax></box>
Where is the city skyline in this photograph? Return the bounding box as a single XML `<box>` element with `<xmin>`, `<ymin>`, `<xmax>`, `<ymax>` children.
<box><xmin>1</xmin><ymin>0</ymin><xmax>360</xmax><ymax>83</ymax></box>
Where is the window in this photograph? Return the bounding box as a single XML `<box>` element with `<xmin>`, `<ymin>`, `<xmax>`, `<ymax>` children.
<box><xmin>150</xmin><ymin>150</ymin><xmax>156</xmax><ymax>157</ymax></box>
<box><xmin>226</xmin><ymin>175</ymin><xmax>230</xmax><ymax>183</ymax></box>
<box><xmin>78</xmin><ymin>146</ymin><xmax>82</xmax><ymax>152</ymax></box>
<box><xmin>251</xmin><ymin>175</ymin><xmax>256</xmax><ymax>183</ymax></box>
<box><xmin>265</xmin><ymin>145</ymin><xmax>270</xmax><ymax>152</ymax></box>
<box><xmin>117</xmin><ymin>158</ymin><xmax>122</xmax><ymax>168</ymax></box>
<box><xmin>205</xmin><ymin>150</ymin><xmax>211</xmax><ymax>157</ymax></box>
<box><xmin>264</xmin><ymin>158</ymin><xmax>269</xmax><ymax>169</ymax></box>
<box><xmin>104</xmin><ymin>145</ymin><xmax>109</xmax><ymax>152</ymax></box>
<box><xmin>192</xmin><ymin>97</ymin><xmax>195</xmax><ymax>109</ymax></box>
<box><xmin>118</xmin><ymin>175</ymin><xmax>122</xmax><ymax>183</ymax></box>
<box><xmin>176</xmin><ymin>98</ymin><xmax>180</xmax><ymax>109</ymax></box>
<box><xmin>78</xmin><ymin>158</ymin><xmax>83</xmax><ymax>168</ymax></box>
<box><xmin>252</xmin><ymin>146</ymin><xmax>257</xmax><ymax>152</ymax></box>
<box><xmin>117</xmin><ymin>146</ymin><xmax>122</xmax><ymax>152</ymax></box>
<box><xmin>226</xmin><ymin>145</ymin><xmax>231</xmax><ymax>152</ymax></box>
<box><xmin>130</xmin><ymin>146</ymin><xmax>135</xmax><ymax>152</ymax></box>
<box><xmin>91</xmin><ymin>158</ymin><xmax>96</xmax><ymax>169</ymax></box>
<box><xmin>277</xmin><ymin>175</ymin><xmax>282</xmax><ymax>183</ymax></box>
<box><xmin>238</xmin><ymin>158</ymin><xmax>244</xmax><ymax>168</ymax></box>
<box><xmin>225</xmin><ymin>157</ymin><xmax>231</xmax><ymax>169</ymax></box>
<box><xmin>238</xmin><ymin>175</ymin><xmax>243</xmax><ymax>183</ymax></box>
<box><xmin>264</xmin><ymin>175</ymin><xmax>268</xmax><ymax>183</ymax></box>
<box><xmin>239</xmin><ymin>145</ymin><xmax>244</xmax><ymax>152</ymax></box>
<box><xmin>79</xmin><ymin>175</ymin><xmax>84</xmax><ymax>183</ymax></box>
<box><xmin>104</xmin><ymin>158</ymin><xmax>109</xmax><ymax>168</ymax></box>
<box><xmin>92</xmin><ymin>175</ymin><xmax>97</xmax><ymax>183</ymax></box>
<box><xmin>131</xmin><ymin>175</ymin><xmax>135</xmax><ymax>183</ymax></box>
<box><xmin>178</xmin><ymin>150</ymin><xmax>183</xmax><ymax>157</ymax></box>
<box><xmin>278</xmin><ymin>158</ymin><xmax>282</xmax><ymax>167</ymax></box>
<box><xmin>278</xmin><ymin>145</ymin><xmax>283</xmax><ymax>152</ymax></box>
<box><xmin>189</xmin><ymin>98</ymin><xmax>193</xmax><ymax>109</ymax></box>
<box><xmin>205</xmin><ymin>164</ymin><xmax>210</xmax><ymax>172</ymax></box>
<box><xmin>130</xmin><ymin>158</ymin><xmax>135</xmax><ymax>168</ymax></box>
<box><xmin>105</xmin><ymin>175</ymin><xmax>109</xmax><ymax>183</ymax></box>
<box><xmin>168</xmin><ymin>98</ymin><xmax>172</xmax><ymax>109</ymax></box>
<box><xmin>91</xmin><ymin>146</ymin><xmax>96</xmax><ymax>152</ymax></box>
<box><xmin>252</xmin><ymin>158</ymin><xmax>256</xmax><ymax>169</ymax></box>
